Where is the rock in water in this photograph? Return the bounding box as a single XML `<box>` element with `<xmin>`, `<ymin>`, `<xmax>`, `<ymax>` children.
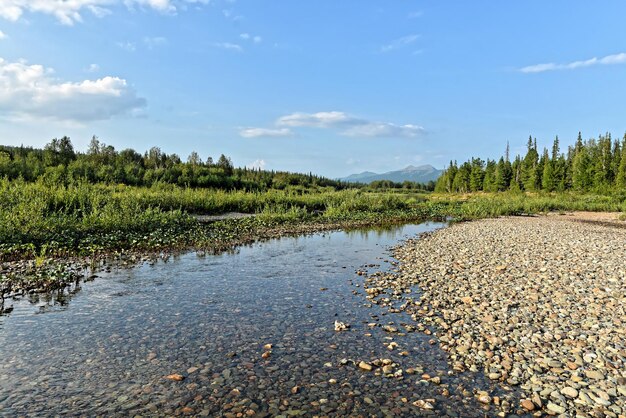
<box><xmin>334</xmin><ymin>321</ymin><xmax>350</xmax><ymax>331</ymax></box>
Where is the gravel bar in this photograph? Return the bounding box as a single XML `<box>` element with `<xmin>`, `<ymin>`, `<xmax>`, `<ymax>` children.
<box><xmin>365</xmin><ymin>212</ymin><xmax>626</xmax><ymax>417</ymax></box>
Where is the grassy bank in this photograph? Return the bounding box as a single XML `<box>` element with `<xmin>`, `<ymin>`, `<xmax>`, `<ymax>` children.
<box><xmin>1</xmin><ymin>178</ymin><xmax>625</xmax><ymax>296</ymax></box>
<box><xmin>2</xmin><ymin>179</ymin><xmax>626</xmax><ymax>260</ymax></box>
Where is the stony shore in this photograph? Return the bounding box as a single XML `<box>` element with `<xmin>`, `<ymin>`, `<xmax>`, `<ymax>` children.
<box><xmin>365</xmin><ymin>212</ymin><xmax>625</xmax><ymax>417</ymax></box>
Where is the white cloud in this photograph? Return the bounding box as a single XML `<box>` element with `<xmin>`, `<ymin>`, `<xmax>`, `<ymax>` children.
<box><xmin>117</xmin><ymin>41</ymin><xmax>136</xmax><ymax>51</ymax></box>
<box><xmin>222</xmin><ymin>8</ymin><xmax>241</xmax><ymax>20</ymax></box>
<box><xmin>240</xmin><ymin>33</ymin><xmax>261</xmax><ymax>44</ymax></box>
<box><xmin>128</xmin><ymin>0</ymin><xmax>175</xmax><ymax>13</ymax></box>
<box><xmin>247</xmin><ymin>159</ymin><xmax>266</xmax><ymax>170</ymax></box>
<box><xmin>239</xmin><ymin>127</ymin><xmax>293</xmax><ymax>138</ymax></box>
<box><xmin>342</xmin><ymin>122</ymin><xmax>424</xmax><ymax>138</ymax></box>
<box><xmin>520</xmin><ymin>52</ymin><xmax>626</xmax><ymax>73</ymax></box>
<box><xmin>213</xmin><ymin>42</ymin><xmax>242</xmax><ymax>52</ymax></box>
<box><xmin>86</xmin><ymin>63</ymin><xmax>100</xmax><ymax>72</ymax></box>
<box><xmin>143</xmin><ymin>36</ymin><xmax>167</xmax><ymax>49</ymax></box>
<box><xmin>277</xmin><ymin>111</ymin><xmax>358</xmax><ymax>128</ymax></box>
<box><xmin>381</xmin><ymin>34</ymin><xmax>420</xmax><ymax>53</ymax></box>
<box><xmin>272</xmin><ymin>111</ymin><xmax>425</xmax><ymax>138</ymax></box>
<box><xmin>0</xmin><ymin>57</ymin><xmax>146</xmax><ymax>122</ymax></box>
<box><xmin>87</xmin><ymin>4</ymin><xmax>112</xmax><ymax>17</ymax></box>
<box><xmin>0</xmin><ymin>30</ymin><xmax>6</xmax><ymax>39</ymax></box>
<box><xmin>0</xmin><ymin>0</ymin><xmax>208</xmax><ymax>25</ymax></box>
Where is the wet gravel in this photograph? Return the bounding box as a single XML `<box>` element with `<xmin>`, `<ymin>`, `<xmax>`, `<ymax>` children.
<box><xmin>0</xmin><ymin>223</ymin><xmax>525</xmax><ymax>417</ymax></box>
<box><xmin>366</xmin><ymin>213</ymin><xmax>626</xmax><ymax>417</ymax></box>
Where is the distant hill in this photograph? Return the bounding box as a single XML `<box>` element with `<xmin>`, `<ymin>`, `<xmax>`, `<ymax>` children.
<box><xmin>341</xmin><ymin>164</ymin><xmax>442</xmax><ymax>184</ymax></box>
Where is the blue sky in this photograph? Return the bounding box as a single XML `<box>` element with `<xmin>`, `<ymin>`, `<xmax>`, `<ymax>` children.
<box><xmin>1</xmin><ymin>1</ymin><xmax>626</xmax><ymax>177</ymax></box>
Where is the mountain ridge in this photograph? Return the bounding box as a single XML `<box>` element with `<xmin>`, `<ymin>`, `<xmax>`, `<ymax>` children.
<box><xmin>341</xmin><ymin>164</ymin><xmax>442</xmax><ymax>184</ymax></box>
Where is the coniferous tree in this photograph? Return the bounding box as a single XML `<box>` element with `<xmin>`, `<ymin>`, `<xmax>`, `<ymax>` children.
<box><xmin>611</xmin><ymin>137</ymin><xmax>622</xmax><ymax>185</ymax></box>
<box><xmin>617</xmin><ymin>134</ymin><xmax>626</xmax><ymax>188</ymax></box>
<box><xmin>494</xmin><ymin>157</ymin><xmax>511</xmax><ymax>191</ymax></box>
<box><xmin>521</xmin><ymin>136</ymin><xmax>539</xmax><ymax>191</ymax></box>
<box><xmin>510</xmin><ymin>156</ymin><xmax>522</xmax><ymax>191</ymax></box>
<box><xmin>572</xmin><ymin>145</ymin><xmax>592</xmax><ymax>191</ymax></box>
<box><xmin>435</xmin><ymin>161</ymin><xmax>458</xmax><ymax>192</ymax></box>
<box><xmin>482</xmin><ymin>159</ymin><xmax>497</xmax><ymax>192</ymax></box>
<box><xmin>452</xmin><ymin>162</ymin><xmax>471</xmax><ymax>193</ymax></box>
<box><xmin>469</xmin><ymin>158</ymin><xmax>485</xmax><ymax>192</ymax></box>
<box><xmin>541</xmin><ymin>148</ymin><xmax>554</xmax><ymax>191</ymax></box>
<box><xmin>593</xmin><ymin>134</ymin><xmax>613</xmax><ymax>187</ymax></box>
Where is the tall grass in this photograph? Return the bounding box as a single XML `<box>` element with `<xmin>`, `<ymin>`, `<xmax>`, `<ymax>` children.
<box><xmin>1</xmin><ymin>178</ymin><xmax>624</xmax><ymax>260</ymax></box>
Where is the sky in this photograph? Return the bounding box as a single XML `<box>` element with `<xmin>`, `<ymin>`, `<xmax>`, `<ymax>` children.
<box><xmin>1</xmin><ymin>1</ymin><xmax>626</xmax><ymax>178</ymax></box>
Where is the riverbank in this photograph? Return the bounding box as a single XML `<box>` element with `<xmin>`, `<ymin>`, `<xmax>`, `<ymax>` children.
<box><xmin>365</xmin><ymin>212</ymin><xmax>626</xmax><ymax>416</ymax></box>
<box><xmin>0</xmin><ymin>212</ymin><xmax>440</xmax><ymax>299</ymax></box>
<box><xmin>2</xmin><ymin>187</ymin><xmax>625</xmax><ymax>299</ymax></box>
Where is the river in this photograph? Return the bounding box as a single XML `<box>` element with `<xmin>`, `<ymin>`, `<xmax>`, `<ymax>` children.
<box><xmin>0</xmin><ymin>223</ymin><xmax>517</xmax><ymax>417</ymax></box>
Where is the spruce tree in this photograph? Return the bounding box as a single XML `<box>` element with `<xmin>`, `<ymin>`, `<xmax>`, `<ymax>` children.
<box><xmin>494</xmin><ymin>157</ymin><xmax>509</xmax><ymax>191</ymax></box>
<box><xmin>483</xmin><ymin>160</ymin><xmax>497</xmax><ymax>192</ymax></box>
<box><xmin>469</xmin><ymin>158</ymin><xmax>485</xmax><ymax>192</ymax></box>
<box><xmin>521</xmin><ymin>136</ymin><xmax>539</xmax><ymax>191</ymax></box>
<box><xmin>617</xmin><ymin>134</ymin><xmax>626</xmax><ymax>188</ymax></box>
<box><xmin>541</xmin><ymin>148</ymin><xmax>554</xmax><ymax>191</ymax></box>
<box><xmin>572</xmin><ymin>146</ymin><xmax>592</xmax><ymax>191</ymax></box>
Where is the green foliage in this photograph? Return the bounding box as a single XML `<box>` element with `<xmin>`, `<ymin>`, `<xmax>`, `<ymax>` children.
<box><xmin>0</xmin><ymin>138</ymin><xmax>350</xmax><ymax>192</ymax></box>
<box><xmin>438</xmin><ymin>132</ymin><xmax>626</xmax><ymax>194</ymax></box>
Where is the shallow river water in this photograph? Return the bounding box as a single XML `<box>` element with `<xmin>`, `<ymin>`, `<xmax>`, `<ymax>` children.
<box><xmin>0</xmin><ymin>223</ymin><xmax>520</xmax><ymax>417</ymax></box>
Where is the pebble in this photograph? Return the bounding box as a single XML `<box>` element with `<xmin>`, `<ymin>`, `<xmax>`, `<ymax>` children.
<box><xmin>520</xmin><ymin>399</ymin><xmax>535</xmax><ymax>411</ymax></box>
<box><xmin>560</xmin><ymin>387</ymin><xmax>578</xmax><ymax>399</ymax></box>
<box><xmin>358</xmin><ymin>361</ymin><xmax>373</xmax><ymax>372</ymax></box>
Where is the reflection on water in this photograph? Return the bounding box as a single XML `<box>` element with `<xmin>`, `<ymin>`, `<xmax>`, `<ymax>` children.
<box><xmin>0</xmin><ymin>223</ymin><xmax>521</xmax><ymax>417</ymax></box>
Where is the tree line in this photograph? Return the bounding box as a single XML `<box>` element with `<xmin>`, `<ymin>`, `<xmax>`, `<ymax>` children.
<box><xmin>435</xmin><ymin>132</ymin><xmax>626</xmax><ymax>193</ymax></box>
<box><xmin>0</xmin><ymin>136</ymin><xmax>348</xmax><ymax>192</ymax></box>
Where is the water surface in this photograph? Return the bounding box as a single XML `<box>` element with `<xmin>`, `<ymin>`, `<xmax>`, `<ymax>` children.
<box><xmin>0</xmin><ymin>223</ymin><xmax>515</xmax><ymax>417</ymax></box>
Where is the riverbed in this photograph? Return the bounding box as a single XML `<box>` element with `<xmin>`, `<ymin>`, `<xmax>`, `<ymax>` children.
<box><xmin>0</xmin><ymin>223</ymin><xmax>522</xmax><ymax>417</ymax></box>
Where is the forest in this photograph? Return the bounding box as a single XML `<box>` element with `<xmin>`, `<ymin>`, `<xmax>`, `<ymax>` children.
<box><xmin>435</xmin><ymin>133</ymin><xmax>626</xmax><ymax>193</ymax></box>
<box><xmin>0</xmin><ymin>136</ymin><xmax>350</xmax><ymax>191</ymax></box>
<box><xmin>0</xmin><ymin>136</ymin><xmax>436</xmax><ymax>192</ymax></box>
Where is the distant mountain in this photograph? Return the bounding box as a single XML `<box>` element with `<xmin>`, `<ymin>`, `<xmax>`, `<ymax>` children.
<box><xmin>341</xmin><ymin>164</ymin><xmax>442</xmax><ymax>184</ymax></box>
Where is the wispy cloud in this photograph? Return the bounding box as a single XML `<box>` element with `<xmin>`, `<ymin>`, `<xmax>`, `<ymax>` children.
<box><xmin>380</xmin><ymin>34</ymin><xmax>419</xmax><ymax>53</ymax></box>
<box><xmin>86</xmin><ymin>63</ymin><xmax>100</xmax><ymax>72</ymax></box>
<box><xmin>408</xmin><ymin>11</ymin><xmax>423</xmax><ymax>19</ymax></box>
<box><xmin>143</xmin><ymin>36</ymin><xmax>167</xmax><ymax>49</ymax></box>
<box><xmin>342</xmin><ymin>122</ymin><xmax>424</xmax><ymax>138</ymax></box>
<box><xmin>239</xmin><ymin>128</ymin><xmax>294</xmax><ymax>138</ymax></box>
<box><xmin>520</xmin><ymin>52</ymin><xmax>626</xmax><ymax>73</ymax></box>
<box><xmin>87</xmin><ymin>4</ymin><xmax>111</xmax><ymax>18</ymax></box>
<box><xmin>240</xmin><ymin>33</ymin><xmax>262</xmax><ymax>44</ymax></box>
<box><xmin>0</xmin><ymin>30</ymin><xmax>6</xmax><ymax>40</ymax></box>
<box><xmin>214</xmin><ymin>42</ymin><xmax>242</xmax><ymax>52</ymax></box>
<box><xmin>0</xmin><ymin>0</ymin><xmax>210</xmax><ymax>25</ymax></box>
<box><xmin>222</xmin><ymin>8</ymin><xmax>242</xmax><ymax>21</ymax></box>
<box><xmin>239</xmin><ymin>127</ymin><xmax>293</xmax><ymax>138</ymax></box>
<box><xmin>277</xmin><ymin>111</ymin><xmax>359</xmax><ymax>128</ymax></box>
<box><xmin>117</xmin><ymin>41</ymin><xmax>136</xmax><ymax>52</ymax></box>
<box><xmin>246</xmin><ymin>111</ymin><xmax>425</xmax><ymax>139</ymax></box>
